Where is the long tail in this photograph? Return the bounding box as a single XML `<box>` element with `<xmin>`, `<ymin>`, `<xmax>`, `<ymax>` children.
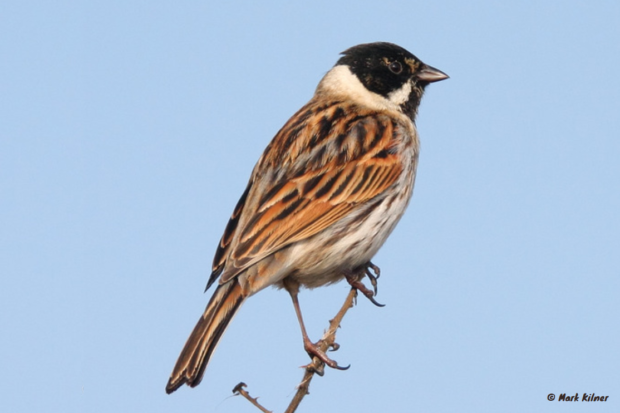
<box><xmin>166</xmin><ymin>280</ymin><xmax>246</xmax><ymax>394</ymax></box>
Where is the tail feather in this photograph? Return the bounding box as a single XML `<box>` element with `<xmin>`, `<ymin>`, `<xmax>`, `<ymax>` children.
<box><xmin>166</xmin><ymin>280</ymin><xmax>245</xmax><ymax>394</ymax></box>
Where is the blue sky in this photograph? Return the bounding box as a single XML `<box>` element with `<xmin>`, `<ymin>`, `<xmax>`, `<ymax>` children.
<box><xmin>2</xmin><ymin>1</ymin><xmax>619</xmax><ymax>412</ymax></box>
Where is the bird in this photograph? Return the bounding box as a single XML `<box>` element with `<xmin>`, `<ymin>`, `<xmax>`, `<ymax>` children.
<box><xmin>166</xmin><ymin>42</ymin><xmax>448</xmax><ymax>394</ymax></box>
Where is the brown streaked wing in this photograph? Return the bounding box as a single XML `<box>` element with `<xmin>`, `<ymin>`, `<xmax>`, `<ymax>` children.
<box><xmin>219</xmin><ymin>103</ymin><xmax>405</xmax><ymax>283</ymax></box>
<box><xmin>205</xmin><ymin>180</ymin><xmax>253</xmax><ymax>291</ymax></box>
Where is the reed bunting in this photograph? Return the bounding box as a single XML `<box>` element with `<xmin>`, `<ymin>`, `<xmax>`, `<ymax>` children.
<box><xmin>166</xmin><ymin>42</ymin><xmax>447</xmax><ymax>393</ymax></box>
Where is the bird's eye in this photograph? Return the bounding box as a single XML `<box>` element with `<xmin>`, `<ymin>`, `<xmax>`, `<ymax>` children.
<box><xmin>388</xmin><ymin>61</ymin><xmax>403</xmax><ymax>74</ymax></box>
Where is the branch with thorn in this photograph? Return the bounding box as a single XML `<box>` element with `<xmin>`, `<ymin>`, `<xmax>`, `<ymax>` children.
<box><xmin>232</xmin><ymin>382</ymin><xmax>272</xmax><ymax>413</ymax></box>
<box><xmin>233</xmin><ymin>287</ymin><xmax>359</xmax><ymax>413</ymax></box>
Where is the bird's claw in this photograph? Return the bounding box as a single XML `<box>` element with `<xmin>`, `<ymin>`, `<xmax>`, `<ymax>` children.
<box><xmin>345</xmin><ymin>264</ymin><xmax>385</xmax><ymax>307</ymax></box>
<box><xmin>366</xmin><ymin>262</ymin><xmax>381</xmax><ymax>278</ymax></box>
<box><xmin>302</xmin><ymin>340</ymin><xmax>350</xmax><ymax>374</ymax></box>
<box><xmin>365</xmin><ymin>262</ymin><xmax>381</xmax><ymax>293</ymax></box>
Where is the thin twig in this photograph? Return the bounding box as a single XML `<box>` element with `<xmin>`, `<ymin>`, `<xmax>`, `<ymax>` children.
<box><xmin>283</xmin><ymin>288</ymin><xmax>358</xmax><ymax>413</ymax></box>
<box><xmin>233</xmin><ymin>287</ymin><xmax>358</xmax><ymax>413</ymax></box>
<box><xmin>232</xmin><ymin>382</ymin><xmax>273</xmax><ymax>413</ymax></box>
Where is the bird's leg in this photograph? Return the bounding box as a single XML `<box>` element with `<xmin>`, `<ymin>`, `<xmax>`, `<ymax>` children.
<box><xmin>344</xmin><ymin>262</ymin><xmax>385</xmax><ymax>307</ymax></box>
<box><xmin>283</xmin><ymin>279</ymin><xmax>349</xmax><ymax>373</ymax></box>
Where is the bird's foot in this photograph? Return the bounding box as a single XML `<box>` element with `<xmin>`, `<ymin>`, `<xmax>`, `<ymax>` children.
<box><xmin>302</xmin><ymin>338</ymin><xmax>349</xmax><ymax>375</ymax></box>
<box><xmin>345</xmin><ymin>262</ymin><xmax>385</xmax><ymax>307</ymax></box>
<box><xmin>364</xmin><ymin>261</ymin><xmax>381</xmax><ymax>295</ymax></box>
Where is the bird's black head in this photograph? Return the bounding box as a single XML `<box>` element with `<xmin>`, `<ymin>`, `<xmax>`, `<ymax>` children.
<box><xmin>337</xmin><ymin>42</ymin><xmax>448</xmax><ymax>119</ymax></box>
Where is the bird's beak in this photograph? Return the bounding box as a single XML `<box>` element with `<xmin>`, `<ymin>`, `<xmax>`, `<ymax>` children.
<box><xmin>417</xmin><ymin>64</ymin><xmax>449</xmax><ymax>83</ymax></box>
